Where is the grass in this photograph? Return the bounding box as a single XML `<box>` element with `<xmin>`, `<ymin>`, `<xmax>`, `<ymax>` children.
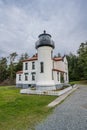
<box><xmin>70</xmin><ymin>80</ymin><xmax>87</xmax><ymax>85</ymax></box>
<box><xmin>0</xmin><ymin>86</ymin><xmax>57</xmax><ymax>130</ymax></box>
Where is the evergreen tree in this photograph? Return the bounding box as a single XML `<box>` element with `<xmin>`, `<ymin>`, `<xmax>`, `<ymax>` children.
<box><xmin>0</xmin><ymin>57</ymin><xmax>7</xmax><ymax>82</ymax></box>
<box><xmin>15</xmin><ymin>53</ymin><xmax>29</xmax><ymax>72</ymax></box>
<box><xmin>8</xmin><ymin>52</ymin><xmax>18</xmax><ymax>84</ymax></box>
<box><xmin>77</xmin><ymin>42</ymin><xmax>87</xmax><ymax>79</ymax></box>
<box><xmin>66</xmin><ymin>53</ymin><xmax>80</xmax><ymax>81</ymax></box>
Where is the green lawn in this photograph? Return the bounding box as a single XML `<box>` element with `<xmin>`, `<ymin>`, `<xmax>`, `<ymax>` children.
<box><xmin>70</xmin><ymin>80</ymin><xmax>87</xmax><ymax>85</ymax></box>
<box><xmin>0</xmin><ymin>86</ymin><xmax>57</xmax><ymax>130</ymax></box>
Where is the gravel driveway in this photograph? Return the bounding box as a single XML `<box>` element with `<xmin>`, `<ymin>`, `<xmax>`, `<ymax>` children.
<box><xmin>35</xmin><ymin>85</ymin><xmax>87</xmax><ymax>130</ymax></box>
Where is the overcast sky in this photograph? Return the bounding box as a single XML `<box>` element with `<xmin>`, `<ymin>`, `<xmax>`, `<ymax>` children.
<box><xmin>0</xmin><ymin>0</ymin><xmax>87</xmax><ymax>57</ymax></box>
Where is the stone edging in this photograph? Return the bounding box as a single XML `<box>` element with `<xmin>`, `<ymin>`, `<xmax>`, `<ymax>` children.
<box><xmin>48</xmin><ymin>85</ymin><xmax>78</xmax><ymax>107</ymax></box>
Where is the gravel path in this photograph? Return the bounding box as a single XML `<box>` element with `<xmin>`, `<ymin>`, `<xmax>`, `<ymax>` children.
<box><xmin>35</xmin><ymin>85</ymin><xmax>87</xmax><ymax>130</ymax></box>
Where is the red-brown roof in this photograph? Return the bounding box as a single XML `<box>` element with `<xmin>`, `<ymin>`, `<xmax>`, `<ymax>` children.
<box><xmin>22</xmin><ymin>56</ymin><xmax>38</xmax><ymax>62</ymax></box>
<box><xmin>52</xmin><ymin>68</ymin><xmax>65</xmax><ymax>73</ymax></box>
<box><xmin>16</xmin><ymin>71</ymin><xmax>23</xmax><ymax>74</ymax></box>
<box><xmin>53</xmin><ymin>57</ymin><xmax>63</xmax><ymax>61</ymax></box>
<box><xmin>22</xmin><ymin>54</ymin><xmax>63</xmax><ymax>62</ymax></box>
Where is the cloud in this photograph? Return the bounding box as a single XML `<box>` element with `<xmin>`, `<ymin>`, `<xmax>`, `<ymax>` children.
<box><xmin>0</xmin><ymin>0</ymin><xmax>87</xmax><ymax>57</ymax></box>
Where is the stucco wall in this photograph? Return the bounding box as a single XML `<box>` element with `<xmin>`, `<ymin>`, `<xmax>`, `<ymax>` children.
<box><xmin>36</xmin><ymin>46</ymin><xmax>55</xmax><ymax>86</ymax></box>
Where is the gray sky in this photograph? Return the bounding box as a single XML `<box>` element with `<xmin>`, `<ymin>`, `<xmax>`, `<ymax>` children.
<box><xmin>0</xmin><ymin>0</ymin><xmax>87</xmax><ymax>57</ymax></box>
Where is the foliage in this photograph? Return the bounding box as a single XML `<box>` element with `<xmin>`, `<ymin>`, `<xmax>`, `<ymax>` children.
<box><xmin>57</xmin><ymin>53</ymin><xmax>61</xmax><ymax>57</ymax></box>
<box><xmin>77</xmin><ymin>42</ymin><xmax>87</xmax><ymax>79</ymax></box>
<box><xmin>70</xmin><ymin>80</ymin><xmax>87</xmax><ymax>85</ymax></box>
<box><xmin>66</xmin><ymin>42</ymin><xmax>87</xmax><ymax>81</ymax></box>
<box><xmin>15</xmin><ymin>53</ymin><xmax>29</xmax><ymax>72</ymax></box>
<box><xmin>0</xmin><ymin>86</ymin><xmax>56</xmax><ymax>130</ymax></box>
<box><xmin>8</xmin><ymin>52</ymin><xmax>18</xmax><ymax>84</ymax></box>
<box><xmin>0</xmin><ymin>52</ymin><xmax>29</xmax><ymax>84</ymax></box>
<box><xmin>66</xmin><ymin>53</ymin><xmax>80</xmax><ymax>81</ymax></box>
<box><xmin>0</xmin><ymin>57</ymin><xmax>8</xmax><ymax>82</ymax></box>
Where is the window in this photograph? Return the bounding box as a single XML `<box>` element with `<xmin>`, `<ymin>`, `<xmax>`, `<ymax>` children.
<box><xmin>53</xmin><ymin>61</ymin><xmax>54</xmax><ymax>68</ymax></box>
<box><xmin>19</xmin><ymin>74</ymin><xmax>21</xmax><ymax>81</ymax></box>
<box><xmin>52</xmin><ymin>71</ymin><xmax>54</xmax><ymax>80</ymax></box>
<box><xmin>40</xmin><ymin>62</ymin><xmax>44</xmax><ymax>73</ymax></box>
<box><xmin>66</xmin><ymin>73</ymin><xmax>67</xmax><ymax>81</ymax></box>
<box><xmin>57</xmin><ymin>72</ymin><xmax>59</xmax><ymax>81</ymax></box>
<box><xmin>32</xmin><ymin>72</ymin><xmax>36</xmax><ymax>81</ymax></box>
<box><xmin>51</xmin><ymin>50</ymin><xmax>53</xmax><ymax>58</ymax></box>
<box><xmin>32</xmin><ymin>62</ymin><xmax>35</xmax><ymax>69</ymax></box>
<box><xmin>28</xmin><ymin>84</ymin><xmax>31</xmax><ymax>87</ymax></box>
<box><xmin>25</xmin><ymin>73</ymin><xmax>28</xmax><ymax>81</ymax></box>
<box><xmin>25</xmin><ymin>62</ymin><xmax>28</xmax><ymax>70</ymax></box>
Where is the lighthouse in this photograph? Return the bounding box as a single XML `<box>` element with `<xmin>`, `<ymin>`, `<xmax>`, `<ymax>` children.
<box><xmin>16</xmin><ymin>31</ymin><xmax>69</xmax><ymax>91</ymax></box>
<box><xmin>35</xmin><ymin>31</ymin><xmax>56</xmax><ymax>90</ymax></box>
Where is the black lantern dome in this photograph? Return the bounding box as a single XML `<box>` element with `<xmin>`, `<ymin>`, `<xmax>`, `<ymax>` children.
<box><xmin>35</xmin><ymin>30</ymin><xmax>55</xmax><ymax>49</ymax></box>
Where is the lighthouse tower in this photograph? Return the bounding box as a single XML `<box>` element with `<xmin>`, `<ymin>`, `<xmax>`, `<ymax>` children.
<box><xmin>35</xmin><ymin>31</ymin><xmax>56</xmax><ymax>90</ymax></box>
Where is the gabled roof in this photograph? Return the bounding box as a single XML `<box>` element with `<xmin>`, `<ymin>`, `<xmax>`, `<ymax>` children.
<box><xmin>16</xmin><ymin>71</ymin><xmax>23</xmax><ymax>74</ymax></box>
<box><xmin>23</xmin><ymin>56</ymin><xmax>63</xmax><ymax>62</ymax></box>
<box><xmin>22</xmin><ymin>56</ymin><xmax>38</xmax><ymax>62</ymax></box>
<box><xmin>22</xmin><ymin>53</ymin><xmax>65</xmax><ymax>62</ymax></box>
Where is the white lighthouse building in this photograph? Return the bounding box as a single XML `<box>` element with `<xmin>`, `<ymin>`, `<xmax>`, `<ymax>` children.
<box><xmin>16</xmin><ymin>31</ymin><xmax>69</xmax><ymax>90</ymax></box>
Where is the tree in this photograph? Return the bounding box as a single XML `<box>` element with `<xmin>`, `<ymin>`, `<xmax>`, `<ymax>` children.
<box><xmin>0</xmin><ymin>57</ymin><xmax>7</xmax><ymax>82</ymax></box>
<box><xmin>66</xmin><ymin>42</ymin><xmax>87</xmax><ymax>81</ymax></box>
<box><xmin>57</xmin><ymin>53</ymin><xmax>61</xmax><ymax>57</ymax></box>
<box><xmin>8</xmin><ymin>52</ymin><xmax>18</xmax><ymax>84</ymax></box>
<box><xmin>24</xmin><ymin>53</ymin><xmax>29</xmax><ymax>59</ymax></box>
<box><xmin>66</xmin><ymin>53</ymin><xmax>80</xmax><ymax>81</ymax></box>
<box><xmin>77</xmin><ymin>42</ymin><xmax>87</xmax><ymax>79</ymax></box>
<box><xmin>15</xmin><ymin>53</ymin><xmax>29</xmax><ymax>72</ymax></box>
<box><xmin>20</xmin><ymin>53</ymin><xmax>29</xmax><ymax>60</ymax></box>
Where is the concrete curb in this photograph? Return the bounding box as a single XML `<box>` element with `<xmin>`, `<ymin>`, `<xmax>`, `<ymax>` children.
<box><xmin>48</xmin><ymin>85</ymin><xmax>78</xmax><ymax>107</ymax></box>
<box><xmin>20</xmin><ymin>86</ymin><xmax>73</xmax><ymax>96</ymax></box>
